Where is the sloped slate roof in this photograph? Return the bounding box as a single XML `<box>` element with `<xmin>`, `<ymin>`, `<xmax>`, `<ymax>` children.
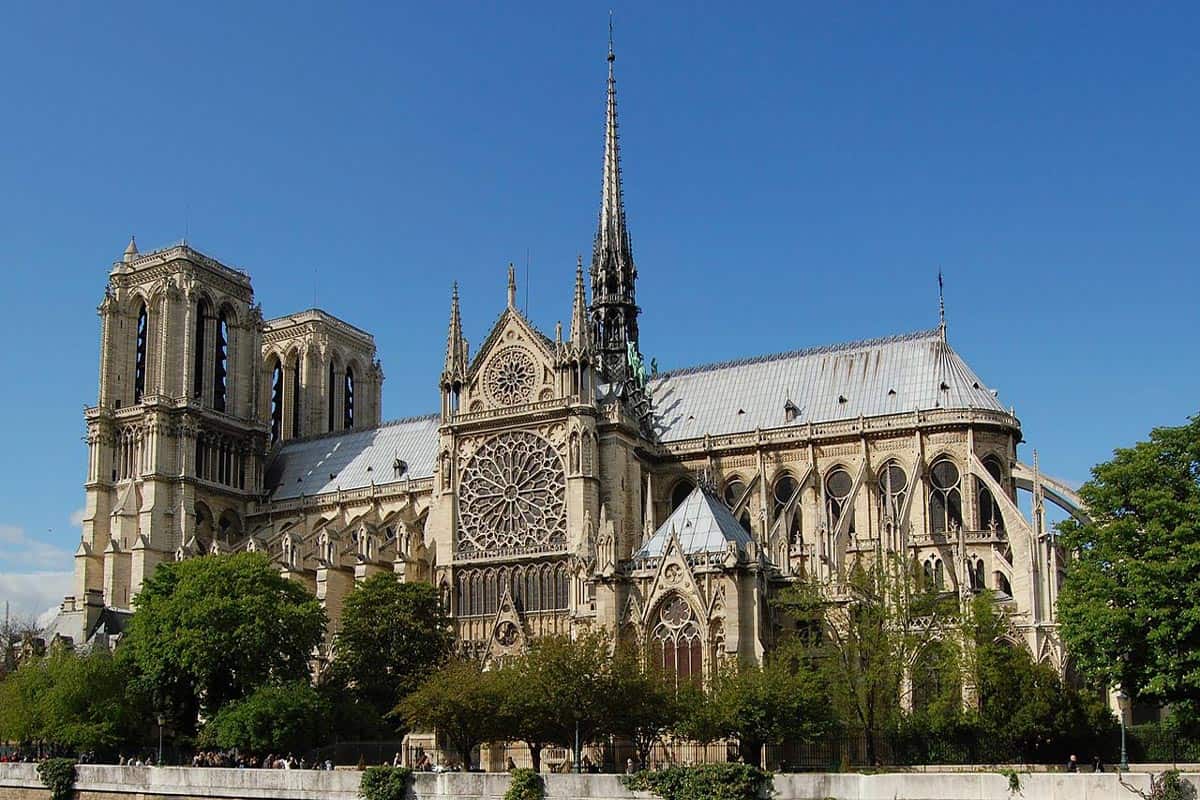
<box><xmin>265</xmin><ymin>415</ymin><xmax>441</xmax><ymax>500</ymax></box>
<box><xmin>637</xmin><ymin>486</ymin><xmax>754</xmax><ymax>557</ymax></box>
<box><xmin>647</xmin><ymin>329</ymin><xmax>1004</xmax><ymax>442</ymax></box>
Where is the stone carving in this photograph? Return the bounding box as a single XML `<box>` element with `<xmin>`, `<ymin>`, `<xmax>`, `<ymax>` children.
<box><xmin>484</xmin><ymin>346</ymin><xmax>536</xmax><ymax>406</ymax></box>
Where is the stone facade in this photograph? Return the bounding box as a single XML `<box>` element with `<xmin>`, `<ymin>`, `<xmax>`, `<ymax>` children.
<box><xmin>54</xmin><ymin>44</ymin><xmax>1088</xmax><ymax>681</ymax></box>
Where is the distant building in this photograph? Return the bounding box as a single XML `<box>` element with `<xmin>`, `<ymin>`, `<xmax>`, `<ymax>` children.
<box><xmin>51</xmin><ymin>39</ymin><xmax>1087</xmax><ymax>691</ymax></box>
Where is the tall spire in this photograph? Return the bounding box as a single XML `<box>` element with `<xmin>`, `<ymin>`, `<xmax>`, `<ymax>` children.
<box><xmin>443</xmin><ymin>282</ymin><xmax>465</xmax><ymax>383</ymax></box>
<box><xmin>507</xmin><ymin>263</ymin><xmax>517</xmax><ymax>308</ymax></box>
<box><xmin>589</xmin><ymin>16</ymin><xmax>640</xmax><ymax>384</ymax></box>
<box><xmin>570</xmin><ymin>255</ymin><xmax>590</xmax><ymax>349</ymax></box>
<box><xmin>937</xmin><ymin>269</ymin><xmax>947</xmax><ymax>341</ymax></box>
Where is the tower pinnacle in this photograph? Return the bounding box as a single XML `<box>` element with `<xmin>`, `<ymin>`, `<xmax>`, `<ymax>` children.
<box><xmin>570</xmin><ymin>255</ymin><xmax>589</xmax><ymax>349</ymax></box>
<box><xmin>507</xmin><ymin>263</ymin><xmax>517</xmax><ymax>308</ymax></box>
<box><xmin>443</xmin><ymin>282</ymin><xmax>466</xmax><ymax>383</ymax></box>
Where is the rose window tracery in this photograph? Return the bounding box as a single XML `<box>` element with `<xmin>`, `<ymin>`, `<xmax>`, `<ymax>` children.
<box><xmin>458</xmin><ymin>431</ymin><xmax>567</xmax><ymax>555</ymax></box>
<box><xmin>485</xmin><ymin>347</ymin><xmax>537</xmax><ymax>406</ymax></box>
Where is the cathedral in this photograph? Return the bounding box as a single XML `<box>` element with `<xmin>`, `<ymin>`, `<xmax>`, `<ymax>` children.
<box><xmin>53</xmin><ymin>41</ymin><xmax>1088</xmax><ymax>680</ymax></box>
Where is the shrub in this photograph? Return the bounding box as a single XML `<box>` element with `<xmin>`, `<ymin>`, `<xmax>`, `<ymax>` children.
<box><xmin>360</xmin><ymin>765</ymin><xmax>412</xmax><ymax>800</ymax></box>
<box><xmin>622</xmin><ymin>763</ymin><xmax>771</xmax><ymax>800</ymax></box>
<box><xmin>1148</xmin><ymin>771</ymin><xmax>1198</xmax><ymax>800</ymax></box>
<box><xmin>505</xmin><ymin>768</ymin><xmax>544</xmax><ymax>800</ymax></box>
<box><xmin>36</xmin><ymin>758</ymin><xmax>76</xmax><ymax>800</ymax></box>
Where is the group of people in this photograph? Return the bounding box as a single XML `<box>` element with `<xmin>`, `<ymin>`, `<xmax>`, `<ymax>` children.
<box><xmin>1065</xmin><ymin>754</ymin><xmax>1107</xmax><ymax>773</ymax></box>
<box><xmin>189</xmin><ymin>751</ymin><xmax>335</xmax><ymax>770</ymax></box>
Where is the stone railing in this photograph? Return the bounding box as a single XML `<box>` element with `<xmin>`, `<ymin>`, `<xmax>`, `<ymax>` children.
<box><xmin>1</xmin><ymin>763</ymin><xmax>1197</xmax><ymax>800</ymax></box>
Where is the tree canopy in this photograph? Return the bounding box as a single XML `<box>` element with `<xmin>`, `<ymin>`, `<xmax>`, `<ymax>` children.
<box><xmin>395</xmin><ymin>657</ymin><xmax>503</xmax><ymax>770</ymax></box>
<box><xmin>198</xmin><ymin>682</ymin><xmax>331</xmax><ymax>756</ymax></box>
<box><xmin>326</xmin><ymin>574</ymin><xmax>452</xmax><ymax>734</ymax></box>
<box><xmin>122</xmin><ymin>552</ymin><xmax>326</xmax><ymax>732</ymax></box>
<box><xmin>1057</xmin><ymin>413</ymin><xmax>1200</xmax><ymax>722</ymax></box>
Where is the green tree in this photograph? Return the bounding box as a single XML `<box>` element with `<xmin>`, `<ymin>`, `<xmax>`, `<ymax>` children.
<box><xmin>395</xmin><ymin>658</ymin><xmax>503</xmax><ymax>770</ymax></box>
<box><xmin>678</xmin><ymin>656</ymin><xmax>831</xmax><ymax>766</ymax></box>
<box><xmin>492</xmin><ymin>656</ymin><xmax>558</xmax><ymax>773</ymax></box>
<box><xmin>1057</xmin><ymin>413</ymin><xmax>1200</xmax><ymax>723</ymax></box>
<box><xmin>774</xmin><ymin>554</ymin><xmax>955</xmax><ymax>764</ymax></box>
<box><xmin>522</xmin><ymin>632</ymin><xmax>617</xmax><ymax>770</ymax></box>
<box><xmin>122</xmin><ymin>552</ymin><xmax>326</xmax><ymax>733</ymax></box>
<box><xmin>608</xmin><ymin>646</ymin><xmax>688</xmax><ymax>769</ymax></box>
<box><xmin>198</xmin><ymin>682</ymin><xmax>331</xmax><ymax>756</ymax></box>
<box><xmin>326</xmin><ymin>575</ymin><xmax>452</xmax><ymax>735</ymax></box>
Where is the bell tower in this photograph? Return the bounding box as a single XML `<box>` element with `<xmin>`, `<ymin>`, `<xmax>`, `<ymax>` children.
<box><xmin>76</xmin><ymin>240</ymin><xmax>266</xmax><ymax>613</ymax></box>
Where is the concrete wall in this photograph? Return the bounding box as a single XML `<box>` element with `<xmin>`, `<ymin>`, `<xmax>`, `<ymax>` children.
<box><xmin>2</xmin><ymin>763</ymin><xmax>1198</xmax><ymax>800</ymax></box>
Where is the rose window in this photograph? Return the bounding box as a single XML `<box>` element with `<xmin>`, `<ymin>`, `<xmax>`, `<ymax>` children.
<box><xmin>485</xmin><ymin>347</ymin><xmax>537</xmax><ymax>406</ymax></box>
<box><xmin>458</xmin><ymin>431</ymin><xmax>567</xmax><ymax>555</ymax></box>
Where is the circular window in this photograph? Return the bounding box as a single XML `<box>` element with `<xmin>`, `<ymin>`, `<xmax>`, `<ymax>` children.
<box><xmin>878</xmin><ymin>462</ymin><xmax>907</xmax><ymax>496</ymax></box>
<box><xmin>724</xmin><ymin>478</ymin><xmax>747</xmax><ymax>508</ymax></box>
<box><xmin>931</xmin><ymin>460</ymin><xmax>960</xmax><ymax>491</ymax></box>
<box><xmin>773</xmin><ymin>475</ymin><xmax>798</xmax><ymax>515</ymax></box>
<box><xmin>826</xmin><ymin>468</ymin><xmax>853</xmax><ymax>499</ymax></box>
<box><xmin>484</xmin><ymin>347</ymin><xmax>537</xmax><ymax>406</ymax></box>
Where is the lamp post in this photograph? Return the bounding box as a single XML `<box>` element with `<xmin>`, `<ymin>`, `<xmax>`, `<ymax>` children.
<box><xmin>155</xmin><ymin>711</ymin><xmax>165</xmax><ymax>766</ymax></box>
<box><xmin>1116</xmin><ymin>690</ymin><xmax>1129</xmax><ymax>772</ymax></box>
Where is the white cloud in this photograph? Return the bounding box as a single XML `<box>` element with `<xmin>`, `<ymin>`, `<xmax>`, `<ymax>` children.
<box><xmin>0</xmin><ymin>571</ymin><xmax>73</xmax><ymax>620</ymax></box>
<box><xmin>69</xmin><ymin>507</ymin><xmax>86</xmax><ymax>528</ymax></box>
<box><xmin>0</xmin><ymin>524</ymin><xmax>73</xmax><ymax>570</ymax></box>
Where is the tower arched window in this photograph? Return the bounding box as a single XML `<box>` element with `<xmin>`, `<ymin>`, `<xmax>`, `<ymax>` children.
<box><xmin>327</xmin><ymin>361</ymin><xmax>337</xmax><ymax>432</ymax></box>
<box><xmin>193</xmin><ymin>300</ymin><xmax>209</xmax><ymax>399</ymax></box>
<box><xmin>976</xmin><ymin>456</ymin><xmax>1005</xmax><ymax>532</ymax></box>
<box><xmin>213</xmin><ymin>310</ymin><xmax>229</xmax><ymax>412</ymax></box>
<box><xmin>877</xmin><ymin>460</ymin><xmax>908</xmax><ymax>520</ymax></box>
<box><xmin>825</xmin><ymin>467</ymin><xmax>855</xmax><ymax>536</ymax></box>
<box><xmin>291</xmin><ymin>353</ymin><xmax>302</xmax><ymax>438</ymax></box>
<box><xmin>670</xmin><ymin>479</ymin><xmax>694</xmax><ymax>511</ymax></box>
<box><xmin>134</xmin><ymin>302</ymin><xmax>148</xmax><ymax>403</ymax></box>
<box><xmin>652</xmin><ymin>595</ymin><xmax>703</xmax><ymax>687</ymax></box>
<box><xmin>269</xmin><ymin>358</ymin><xmax>284</xmax><ymax>445</ymax></box>
<box><xmin>343</xmin><ymin>366</ymin><xmax>355</xmax><ymax>429</ymax></box>
<box><xmin>929</xmin><ymin>459</ymin><xmax>963</xmax><ymax>534</ymax></box>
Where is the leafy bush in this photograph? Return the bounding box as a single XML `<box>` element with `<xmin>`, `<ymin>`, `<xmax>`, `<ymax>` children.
<box><xmin>198</xmin><ymin>682</ymin><xmax>330</xmax><ymax>755</ymax></box>
<box><xmin>1148</xmin><ymin>771</ymin><xmax>1198</xmax><ymax>800</ymax></box>
<box><xmin>622</xmin><ymin>764</ymin><xmax>771</xmax><ymax>800</ymax></box>
<box><xmin>36</xmin><ymin>758</ymin><xmax>76</xmax><ymax>800</ymax></box>
<box><xmin>360</xmin><ymin>765</ymin><xmax>412</xmax><ymax>800</ymax></box>
<box><xmin>504</xmin><ymin>768</ymin><xmax>544</xmax><ymax>800</ymax></box>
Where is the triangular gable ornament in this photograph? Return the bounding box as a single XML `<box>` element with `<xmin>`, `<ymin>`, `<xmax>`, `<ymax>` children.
<box><xmin>642</xmin><ymin>527</ymin><xmax>701</xmax><ymax>626</ymax></box>
<box><xmin>483</xmin><ymin>587</ymin><xmax>528</xmax><ymax>665</ymax></box>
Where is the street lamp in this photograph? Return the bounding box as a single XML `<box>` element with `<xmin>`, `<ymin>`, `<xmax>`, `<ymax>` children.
<box><xmin>1115</xmin><ymin>690</ymin><xmax>1129</xmax><ymax>772</ymax></box>
<box><xmin>155</xmin><ymin>711</ymin><xmax>165</xmax><ymax>766</ymax></box>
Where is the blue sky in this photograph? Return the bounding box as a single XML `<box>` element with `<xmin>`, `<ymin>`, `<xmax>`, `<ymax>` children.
<box><xmin>1</xmin><ymin>2</ymin><xmax>1197</xmax><ymax>617</ymax></box>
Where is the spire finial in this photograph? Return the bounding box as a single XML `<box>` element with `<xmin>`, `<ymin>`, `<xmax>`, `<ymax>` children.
<box><xmin>937</xmin><ymin>269</ymin><xmax>946</xmax><ymax>340</ymax></box>
<box><xmin>570</xmin><ymin>254</ymin><xmax>590</xmax><ymax>349</ymax></box>
<box><xmin>444</xmin><ymin>282</ymin><xmax>465</xmax><ymax>383</ymax></box>
<box><xmin>123</xmin><ymin>234</ymin><xmax>138</xmax><ymax>264</ymax></box>
<box><xmin>507</xmin><ymin>263</ymin><xmax>517</xmax><ymax>308</ymax></box>
<box><xmin>608</xmin><ymin>10</ymin><xmax>615</xmax><ymax>62</ymax></box>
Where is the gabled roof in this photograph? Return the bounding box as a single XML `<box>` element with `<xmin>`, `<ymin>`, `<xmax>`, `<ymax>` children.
<box><xmin>636</xmin><ymin>486</ymin><xmax>753</xmax><ymax>558</ymax></box>
<box><xmin>647</xmin><ymin>329</ymin><xmax>1005</xmax><ymax>442</ymax></box>
<box><xmin>265</xmin><ymin>415</ymin><xmax>440</xmax><ymax>500</ymax></box>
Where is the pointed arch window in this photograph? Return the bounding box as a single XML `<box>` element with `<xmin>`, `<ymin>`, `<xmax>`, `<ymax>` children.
<box><xmin>825</xmin><ymin>467</ymin><xmax>855</xmax><ymax>536</ymax></box>
<box><xmin>723</xmin><ymin>477</ymin><xmax>752</xmax><ymax>533</ymax></box>
<box><xmin>193</xmin><ymin>300</ymin><xmax>209</xmax><ymax>399</ymax></box>
<box><xmin>670</xmin><ymin>479</ymin><xmax>694</xmax><ymax>511</ymax></box>
<box><xmin>213</xmin><ymin>310</ymin><xmax>229</xmax><ymax>412</ymax></box>
<box><xmin>652</xmin><ymin>596</ymin><xmax>703</xmax><ymax>687</ymax></box>
<box><xmin>976</xmin><ymin>456</ymin><xmax>1005</xmax><ymax>532</ymax></box>
<box><xmin>269</xmin><ymin>359</ymin><xmax>284</xmax><ymax>445</ymax></box>
<box><xmin>134</xmin><ymin>302</ymin><xmax>148</xmax><ymax>403</ymax></box>
<box><xmin>929</xmin><ymin>459</ymin><xmax>963</xmax><ymax>534</ymax></box>
<box><xmin>343</xmin><ymin>366</ymin><xmax>355</xmax><ymax>430</ymax></box>
<box><xmin>291</xmin><ymin>353</ymin><xmax>302</xmax><ymax>438</ymax></box>
<box><xmin>773</xmin><ymin>474</ymin><xmax>802</xmax><ymax>543</ymax></box>
<box><xmin>877</xmin><ymin>461</ymin><xmax>908</xmax><ymax>521</ymax></box>
<box><xmin>327</xmin><ymin>361</ymin><xmax>337</xmax><ymax>432</ymax></box>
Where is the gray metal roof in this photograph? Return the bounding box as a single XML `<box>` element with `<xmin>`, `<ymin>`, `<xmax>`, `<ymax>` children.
<box><xmin>647</xmin><ymin>329</ymin><xmax>1004</xmax><ymax>442</ymax></box>
<box><xmin>637</xmin><ymin>486</ymin><xmax>754</xmax><ymax>558</ymax></box>
<box><xmin>265</xmin><ymin>415</ymin><xmax>441</xmax><ymax>500</ymax></box>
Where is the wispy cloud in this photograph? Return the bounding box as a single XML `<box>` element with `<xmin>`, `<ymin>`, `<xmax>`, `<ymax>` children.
<box><xmin>69</xmin><ymin>507</ymin><xmax>86</xmax><ymax>528</ymax></box>
<box><xmin>0</xmin><ymin>571</ymin><xmax>72</xmax><ymax>619</ymax></box>
<box><xmin>0</xmin><ymin>524</ymin><xmax>73</xmax><ymax>571</ymax></box>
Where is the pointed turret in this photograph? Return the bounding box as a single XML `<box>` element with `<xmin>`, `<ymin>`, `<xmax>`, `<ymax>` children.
<box><xmin>442</xmin><ymin>283</ymin><xmax>466</xmax><ymax>385</ymax></box>
<box><xmin>123</xmin><ymin>235</ymin><xmax>138</xmax><ymax>263</ymax></box>
<box><xmin>507</xmin><ymin>263</ymin><xmax>517</xmax><ymax>308</ymax></box>
<box><xmin>570</xmin><ymin>255</ymin><xmax>590</xmax><ymax>350</ymax></box>
<box><xmin>589</xmin><ymin>23</ymin><xmax>641</xmax><ymax>384</ymax></box>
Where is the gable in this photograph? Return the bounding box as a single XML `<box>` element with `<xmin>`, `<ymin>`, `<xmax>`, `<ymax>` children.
<box><xmin>461</xmin><ymin>308</ymin><xmax>558</xmax><ymax>413</ymax></box>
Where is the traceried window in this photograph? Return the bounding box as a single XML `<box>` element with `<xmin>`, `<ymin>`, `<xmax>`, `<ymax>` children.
<box><xmin>877</xmin><ymin>461</ymin><xmax>907</xmax><ymax>520</ymax></box>
<box><xmin>929</xmin><ymin>459</ymin><xmax>963</xmax><ymax>534</ymax></box>
<box><xmin>213</xmin><ymin>310</ymin><xmax>229</xmax><ymax>412</ymax></box>
<box><xmin>134</xmin><ymin>302</ymin><xmax>148</xmax><ymax>403</ymax></box>
<box><xmin>723</xmin><ymin>477</ymin><xmax>752</xmax><ymax>533</ymax></box>
<box><xmin>652</xmin><ymin>596</ymin><xmax>703</xmax><ymax>687</ymax></box>
<box><xmin>670</xmin><ymin>479</ymin><xmax>695</xmax><ymax>511</ymax></box>
<box><xmin>269</xmin><ymin>359</ymin><xmax>284</xmax><ymax>444</ymax></box>
<box><xmin>923</xmin><ymin>557</ymin><xmax>945</xmax><ymax>591</ymax></box>
<box><xmin>343</xmin><ymin>366</ymin><xmax>355</xmax><ymax>429</ymax></box>
<box><xmin>485</xmin><ymin>347</ymin><xmax>536</xmax><ymax>406</ymax></box>
<box><xmin>457</xmin><ymin>431</ymin><xmax>567</xmax><ymax>555</ymax></box>
<box><xmin>976</xmin><ymin>456</ymin><xmax>1005</xmax><ymax>532</ymax></box>
<box><xmin>455</xmin><ymin>561</ymin><xmax>570</xmax><ymax>617</ymax></box>
<box><xmin>825</xmin><ymin>467</ymin><xmax>855</xmax><ymax>536</ymax></box>
<box><xmin>773</xmin><ymin>474</ymin><xmax>802</xmax><ymax>543</ymax></box>
<box><xmin>193</xmin><ymin>299</ymin><xmax>209</xmax><ymax>399</ymax></box>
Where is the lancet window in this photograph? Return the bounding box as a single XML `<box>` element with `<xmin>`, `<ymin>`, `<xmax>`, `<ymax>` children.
<box><xmin>213</xmin><ymin>310</ymin><xmax>229</xmax><ymax>412</ymax></box>
<box><xmin>723</xmin><ymin>477</ymin><xmax>752</xmax><ymax>533</ymax></box>
<box><xmin>976</xmin><ymin>456</ymin><xmax>1005</xmax><ymax>532</ymax></box>
<box><xmin>290</xmin><ymin>353</ymin><xmax>301</xmax><ymax>438</ymax></box>
<box><xmin>929</xmin><ymin>459</ymin><xmax>963</xmax><ymax>534</ymax></box>
<box><xmin>343</xmin><ymin>366</ymin><xmax>355</xmax><ymax>429</ymax></box>
<box><xmin>825</xmin><ymin>467</ymin><xmax>855</xmax><ymax>536</ymax></box>
<box><xmin>455</xmin><ymin>561</ymin><xmax>570</xmax><ymax>617</ymax></box>
<box><xmin>193</xmin><ymin>300</ymin><xmax>209</xmax><ymax>400</ymax></box>
<box><xmin>877</xmin><ymin>461</ymin><xmax>908</xmax><ymax>521</ymax></box>
<box><xmin>772</xmin><ymin>474</ymin><xmax>802</xmax><ymax>543</ymax></box>
<box><xmin>327</xmin><ymin>361</ymin><xmax>337</xmax><ymax>432</ymax></box>
<box><xmin>670</xmin><ymin>479</ymin><xmax>694</xmax><ymax>511</ymax></box>
<box><xmin>134</xmin><ymin>302</ymin><xmax>148</xmax><ymax>403</ymax></box>
<box><xmin>269</xmin><ymin>358</ymin><xmax>284</xmax><ymax>444</ymax></box>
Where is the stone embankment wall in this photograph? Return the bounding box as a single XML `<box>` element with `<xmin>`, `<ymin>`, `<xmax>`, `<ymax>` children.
<box><xmin>2</xmin><ymin>763</ymin><xmax>1199</xmax><ymax>800</ymax></box>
